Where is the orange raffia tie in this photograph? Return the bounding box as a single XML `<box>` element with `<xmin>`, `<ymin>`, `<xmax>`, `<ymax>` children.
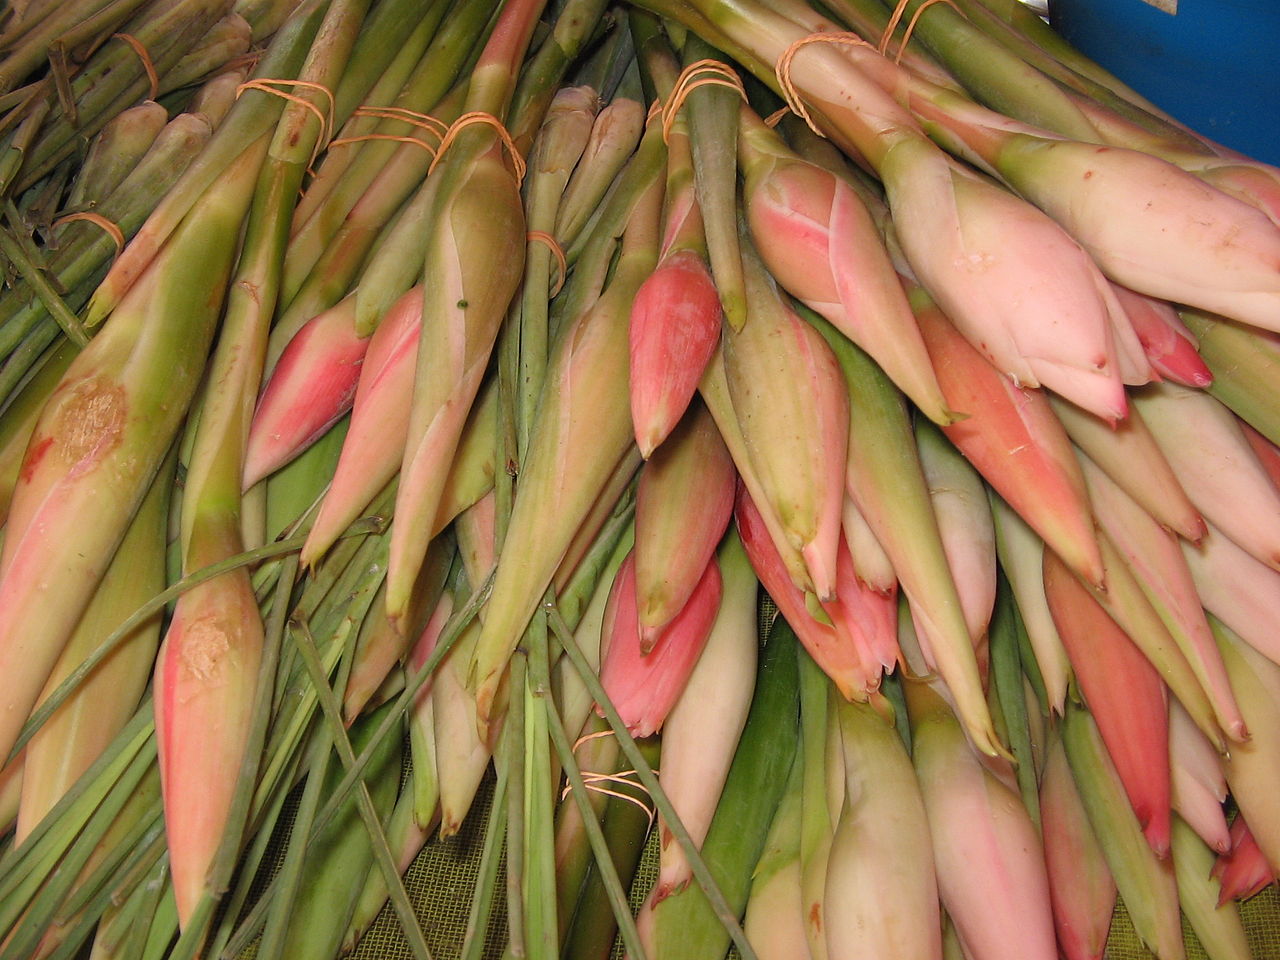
<box><xmin>220</xmin><ymin>50</ymin><xmax>263</xmax><ymax>76</ymax></box>
<box><xmin>645</xmin><ymin>97</ymin><xmax>665</xmax><ymax>128</ymax></box>
<box><xmin>427</xmin><ymin>111</ymin><xmax>526</xmax><ymax>186</ymax></box>
<box><xmin>572</xmin><ymin>728</ymin><xmax>618</xmax><ymax>752</ymax></box>
<box><xmin>880</xmin><ymin>0</ymin><xmax>964</xmax><ymax>63</ymax></box>
<box><xmin>328</xmin><ymin>105</ymin><xmax>450</xmax><ymax>154</ymax></box>
<box><xmin>763</xmin><ymin>106</ymin><xmax>791</xmax><ymax>128</ymax></box>
<box><xmin>351</xmin><ymin>105</ymin><xmax>450</xmax><ymax>138</ymax></box>
<box><xmin>52</xmin><ymin>212</ymin><xmax>124</xmax><ymax>256</ymax></box>
<box><xmin>775</xmin><ymin>31</ymin><xmax>875</xmax><ymax>138</ymax></box>
<box><xmin>326</xmin><ymin>133</ymin><xmax>438</xmax><ymax>156</ymax></box>
<box><xmin>112</xmin><ymin>33</ymin><xmax>158</xmax><ymax>101</ymax></box>
<box><xmin>527</xmin><ymin>230</ymin><xmax>567</xmax><ymax>297</ymax></box>
<box><xmin>235</xmin><ymin>78</ymin><xmax>337</xmax><ymax>167</ymax></box>
<box><xmin>561</xmin><ymin>769</ymin><xmax>659</xmax><ymax>827</ymax></box>
<box><xmin>661</xmin><ymin>59</ymin><xmax>747</xmax><ymax>144</ymax></box>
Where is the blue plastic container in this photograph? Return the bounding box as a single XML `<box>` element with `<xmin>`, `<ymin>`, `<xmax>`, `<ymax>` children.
<box><xmin>1049</xmin><ymin>0</ymin><xmax>1280</xmax><ymax>165</ymax></box>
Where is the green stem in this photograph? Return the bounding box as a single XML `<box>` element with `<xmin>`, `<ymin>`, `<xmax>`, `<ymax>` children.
<box><xmin>460</xmin><ymin>767</ymin><xmax>510</xmax><ymax>960</ymax></box>
<box><xmin>0</xmin><ymin>224</ymin><xmax>87</xmax><ymax>347</ymax></box>
<box><xmin>291</xmin><ymin>622</ymin><xmax>435</xmax><ymax>960</ymax></box>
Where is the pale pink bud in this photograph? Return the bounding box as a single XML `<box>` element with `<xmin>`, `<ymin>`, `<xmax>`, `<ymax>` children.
<box><xmin>1169</xmin><ymin>700</ymin><xmax>1230</xmax><ymax>855</ymax></box>
<box><xmin>886</xmin><ymin>144</ymin><xmax>1127</xmax><ymax>422</ymax></box>
<box><xmin>154</xmin><ymin>571</ymin><xmax>263</xmax><ymax>927</ymax></box>
<box><xmin>997</xmin><ymin>138</ymin><xmax>1280</xmax><ymax>334</ymax></box>
<box><xmin>741</xmin><ymin>133</ymin><xmax>950</xmax><ymax>424</ymax></box>
<box><xmin>302</xmin><ymin>286</ymin><xmax>423</xmax><ymax>566</ymax></box>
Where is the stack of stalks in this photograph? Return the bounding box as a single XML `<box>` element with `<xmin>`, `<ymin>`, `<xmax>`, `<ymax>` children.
<box><xmin>0</xmin><ymin>0</ymin><xmax>1279</xmax><ymax>957</ymax></box>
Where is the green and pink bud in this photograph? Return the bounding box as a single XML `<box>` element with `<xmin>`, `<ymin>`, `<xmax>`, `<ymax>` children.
<box><xmin>385</xmin><ymin>134</ymin><xmax>527</xmax><ymax>629</ymax></box>
<box><xmin>1048</xmin><ymin>394</ymin><xmax>1205</xmax><ymax>543</ymax></box>
<box><xmin>598</xmin><ymin>551</ymin><xmax>721</xmax><ymax>738</ymax></box>
<box><xmin>914</xmin><ymin>290</ymin><xmax>1103</xmax><ymax>587</ymax></box>
<box><xmin>723</xmin><ymin>243</ymin><xmax>848</xmax><ymax>600</ymax></box>
<box><xmin>434</xmin><ymin>613</ymin><xmax>496</xmax><ymax>839</ymax></box>
<box><xmin>824</xmin><ymin>696</ymin><xmax>942</xmax><ymax>960</ymax></box>
<box><xmin>815</xmin><ymin>308</ymin><xmax>994</xmax><ymax>754</ymax></box>
<box><xmin>1061</xmin><ymin>703</ymin><xmax>1186</xmax><ymax>960</ymax></box>
<box><xmin>1213</xmin><ymin>617</ymin><xmax>1280</xmax><ymax>878</ymax></box>
<box><xmin>633</xmin><ymin>401</ymin><xmax>735</xmax><ymax>649</ymax></box>
<box><xmin>1184</xmin><ymin>522</ymin><xmax>1280</xmax><ymax>671</ymax></box>
<box><xmin>990</xmin><ymin>498</ymin><xmax>1071</xmax><ymax>715</ymax></box>
<box><xmin>469</xmin><ymin>172</ymin><xmax>661</xmax><ymax>730</ymax></box>
<box><xmin>738</xmin><ymin>109</ymin><xmax>950</xmax><ymax>425</ymax></box>
<box><xmin>456</xmin><ymin>491</ymin><xmax>498</xmax><ymax>595</ymax></box>
<box><xmin>699</xmin><ymin>343</ymin><xmax>810</xmax><ymax>592</ymax></box>
<box><xmin>913</xmin><ymin>417</ymin><xmax>995</xmax><ymax>677</ymax></box>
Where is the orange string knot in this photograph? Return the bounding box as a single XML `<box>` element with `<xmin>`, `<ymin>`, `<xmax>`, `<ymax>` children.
<box><xmin>427</xmin><ymin>111</ymin><xmax>526</xmax><ymax>186</ymax></box>
<box><xmin>112</xmin><ymin>33</ymin><xmax>158</xmax><ymax>101</ymax></box>
<box><xmin>527</xmin><ymin>230</ymin><xmax>567</xmax><ymax>297</ymax></box>
<box><xmin>662</xmin><ymin>59</ymin><xmax>747</xmax><ymax>144</ymax></box>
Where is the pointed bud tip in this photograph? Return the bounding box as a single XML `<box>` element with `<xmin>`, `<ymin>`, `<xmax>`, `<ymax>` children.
<box><xmin>638</xmin><ymin>621</ymin><xmax>663</xmax><ymax>655</ymax></box>
<box><xmin>635</xmin><ymin>428</ymin><xmax>662</xmax><ymax>460</ymax></box>
<box><xmin>1140</xmin><ymin>814</ymin><xmax>1172</xmax><ymax>859</ymax></box>
<box><xmin>801</xmin><ymin>541</ymin><xmax>837</xmax><ymax>603</ymax></box>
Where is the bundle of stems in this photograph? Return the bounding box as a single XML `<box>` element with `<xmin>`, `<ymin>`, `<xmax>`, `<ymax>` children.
<box><xmin>3</xmin><ymin>0</ymin><xmax>1280</xmax><ymax>959</ymax></box>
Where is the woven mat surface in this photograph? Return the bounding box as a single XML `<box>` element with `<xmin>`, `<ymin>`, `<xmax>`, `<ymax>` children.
<box><xmin>332</xmin><ymin>772</ymin><xmax>1280</xmax><ymax>960</ymax></box>
<box><xmin>341</xmin><ymin>601</ymin><xmax>1280</xmax><ymax>959</ymax></box>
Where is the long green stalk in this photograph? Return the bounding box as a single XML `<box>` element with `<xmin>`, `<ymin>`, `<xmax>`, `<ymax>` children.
<box><xmin>830</xmin><ymin>0</ymin><xmax>1101</xmax><ymax>139</ymax></box>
